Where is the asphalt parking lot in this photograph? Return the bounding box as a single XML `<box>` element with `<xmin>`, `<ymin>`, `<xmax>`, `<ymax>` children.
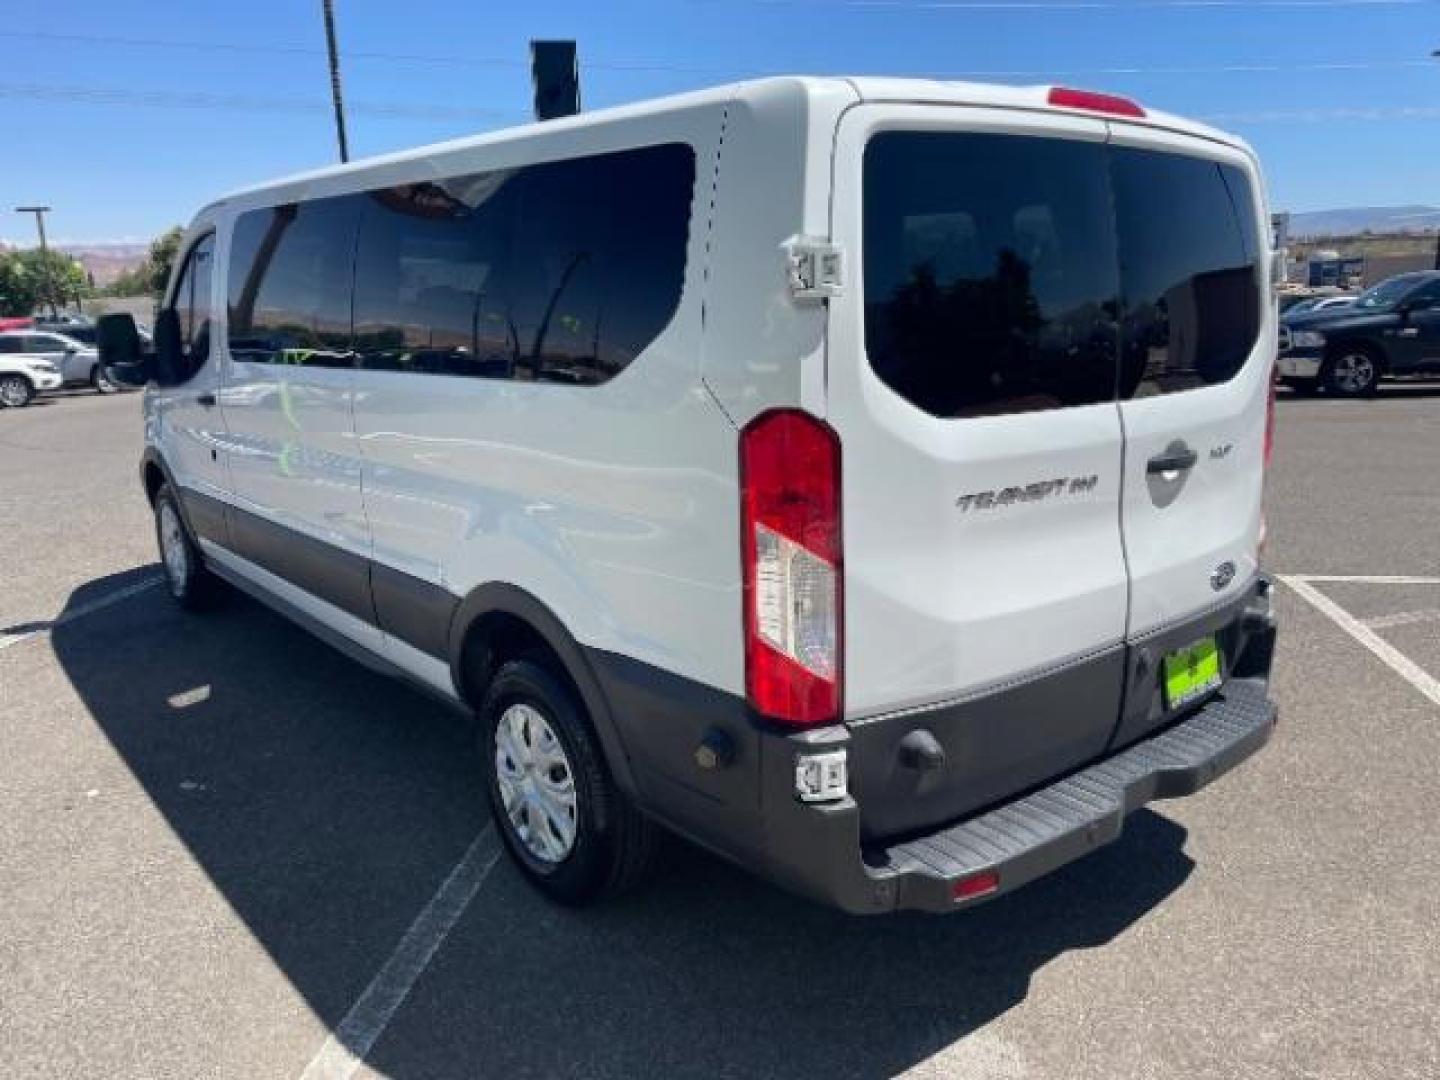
<box><xmin>3</xmin><ymin>384</ymin><xmax>1438</xmax><ymax>1080</ymax></box>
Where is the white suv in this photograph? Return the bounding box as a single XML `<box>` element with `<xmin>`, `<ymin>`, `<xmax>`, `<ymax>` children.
<box><xmin>100</xmin><ymin>78</ymin><xmax>1279</xmax><ymax>913</ymax></box>
<box><xmin>0</xmin><ymin>330</ymin><xmax>116</xmax><ymax>396</ymax></box>
<box><xmin>0</xmin><ymin>336</ymin><xmax>64</xmax><ymax>406</ymax></box>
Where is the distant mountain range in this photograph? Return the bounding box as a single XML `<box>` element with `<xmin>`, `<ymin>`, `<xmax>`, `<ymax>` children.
<box><xmin>0</xmin><ymin>240</ymin><xmax>149</xmax><ymax>287</ymax></box>
<box><xmin>1286</xmin><ymin>206</ymin><xmax>1440</xmax><ymax>239</ymax></box>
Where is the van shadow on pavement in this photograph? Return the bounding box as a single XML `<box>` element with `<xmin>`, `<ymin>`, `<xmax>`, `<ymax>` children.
<box><xmin>52</xmin><ymin>567</ymin><xmax>1195</xmax><ymax>1078</ymax></box>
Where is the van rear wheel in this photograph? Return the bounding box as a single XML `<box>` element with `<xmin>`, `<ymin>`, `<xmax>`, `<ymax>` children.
<box><xmin>479</xmin><ymin>658</ymin><xmax>659</xmax><ymax>905</ymax></box>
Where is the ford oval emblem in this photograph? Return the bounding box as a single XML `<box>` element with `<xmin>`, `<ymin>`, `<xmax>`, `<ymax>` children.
<box><xmin>1211</xmin><ymin>560</ymin><xmax>1236</xmax><ymax>591</ymax></box>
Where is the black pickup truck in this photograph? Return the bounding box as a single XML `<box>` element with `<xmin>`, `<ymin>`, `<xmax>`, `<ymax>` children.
<box><xmin>1278</xmin><ymin>271</ymin><xmax>1440</xmax><ymax>396</ymax></box>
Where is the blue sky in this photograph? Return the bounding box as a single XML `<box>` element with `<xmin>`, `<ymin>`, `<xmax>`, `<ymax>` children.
<box><xmin>2</xmin><ymin>0</ymin><xmax>1437</xmax><ymax>243</ymax></box>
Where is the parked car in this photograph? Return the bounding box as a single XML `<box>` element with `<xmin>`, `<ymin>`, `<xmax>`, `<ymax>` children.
<box><xmin>1279</xmin><ymin>271</ymin><xmax>1440</xmax><ymax>395</ymax></box>
<box><xmin>100</xmin><ymin>77</ymin><xmax>1278</xmax><ymax>914</ymax></box>
<box><xmin>1285</xmin><ymin>295</ymin><xmax>1356</xmax><ymax>317</ymax></box>
<box><xmin>0</xmin><ymin>330</ymin><xmax>117</xmax><ymax>393</ymax></box>
<box><xmin>0</xmin><ymin>337</ymin><xmax>64</xmax><ymax>406</ymax></box>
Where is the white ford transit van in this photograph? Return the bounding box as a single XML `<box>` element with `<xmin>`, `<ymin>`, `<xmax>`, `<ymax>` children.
<box><xmin>101</xmin><ymin>77</ymin><xmax>1279</xmax><ymax>913</ymax></box>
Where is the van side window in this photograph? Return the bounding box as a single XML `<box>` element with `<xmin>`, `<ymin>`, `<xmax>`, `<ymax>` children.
<box><xmin>352</xmin><ymin>142</ymin><xmax>694</xmax><ymax>384</ymax></box>
<box><xmin>227</xmin><ymin>197</ymin><xmax>360</xmax><ymax>368</ymax></box>
<box><xmin>163</xmin><ymin>233</ymin><xmax>215</xmax><ymax>384</ymax></box>
<box><xmin>1112</xmin><ymin>152</ymin><xmax>1260</xmax><ymax>398</ymax></box>
<box><xmin>352</xmin><ymin>176</ymin><xmax>516</xmax><ymax>377</ymax></box>
<box><xmin>863</xmin><ymin>132</ymin><xmax>1121</xmax><ymax>420</ymax></box>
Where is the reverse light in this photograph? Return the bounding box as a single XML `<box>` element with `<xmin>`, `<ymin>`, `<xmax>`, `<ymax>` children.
<box><xmin>740</xmin><ymin>409</ymin><xmax>843</xmax><ymax>726</ymax></box>
<box><xmin>1047</xmin><ymin>86</ymin><xmax>1147</xmax><ymax>119</ymax></box>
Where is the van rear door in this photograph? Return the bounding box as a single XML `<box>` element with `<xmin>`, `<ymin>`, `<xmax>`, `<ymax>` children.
<box><xmin>826</xmin><ymin>106</ymin><xmax>1131</xmax><ymax>837</ymax></box>
<box><xmin>1106</xmin><ymin>127</ymin><xmax>1271</xmax><ymax>746</ymax></box>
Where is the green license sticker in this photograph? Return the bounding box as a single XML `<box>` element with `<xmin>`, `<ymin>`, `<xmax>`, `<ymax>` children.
<box><xmin>1163</xmin><ymin>637</ymin><xmax>1222</xmax><ymax>709</ymax></box>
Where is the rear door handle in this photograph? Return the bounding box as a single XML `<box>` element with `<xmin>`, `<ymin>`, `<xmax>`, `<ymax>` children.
<box><xmin>196</xmin><ymin>392</ymin><xmax>217</xmax><ymax>408</ymax></box>
<box><xmin>1146</xmin><ymin>446</ymin><xmax>1198</xmax><ymax>475</ymax></box>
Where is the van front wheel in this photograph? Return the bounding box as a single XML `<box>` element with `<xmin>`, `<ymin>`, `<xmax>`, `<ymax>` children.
<box><xmin>479</xmin><ymin>658</ymin><xmax>659</xmax><ymax>905</ymax></box>
<box><xmin>154</xmin><ymin>484</ymin><xmax>227</xmax><ymax>611</ymax></box>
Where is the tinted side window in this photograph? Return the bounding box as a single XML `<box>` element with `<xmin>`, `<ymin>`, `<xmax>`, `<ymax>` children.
<box><xmin>863</xmin><ymin>132</ymin><xmax>1120</xmax><ymax>419</ymax></box>
<box><xmin>0</xmin><ymin>337</ymin><xmax>21</xmax><ymax>353</ymax></box>
<box><xmin>353</xmin><ymin>175</ymin><xmax>516</xmax><ymax>377</ymax></box>
<box><xmin>1112</xmin><ymin>151</ymin><xmax>1260</xmax><ymax>398</ymax></box>
<box><xmin>1405</xmin><ymin>279</ymin><xmax>1440</xmax><ymax>308</ymax></box>
<box><xmin>228</xmin><ymin>197</ymin><xmax>360</xmax><ymax>367</ymax></box>
<box><xmin>352</xmin><ymin>142</ymin><xmax>694</xmax><ymax>384</ymax></box>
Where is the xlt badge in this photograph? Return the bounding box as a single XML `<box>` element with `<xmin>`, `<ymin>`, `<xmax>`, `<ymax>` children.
<box><xmin>956</xmin><ymin>475</ymin><xmax>1098</xmax><ymax>512</ymax></box>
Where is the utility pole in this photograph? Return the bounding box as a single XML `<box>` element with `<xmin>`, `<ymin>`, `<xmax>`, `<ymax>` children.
<box><xmin>14</xmin><ymin>205</ymin><xmax>56</xmax><ymax>317</ymax></box>
<box><xmin>321</xmin><ymin>0</ymin><xmax>350</xmax><ymax>162</ymax></box>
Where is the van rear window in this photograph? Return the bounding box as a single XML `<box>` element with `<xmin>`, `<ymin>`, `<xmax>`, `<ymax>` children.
<box><xmin>863</xmin><ymin>132</ymin><xmax>1261</xmax><ymax>419</ymax></box>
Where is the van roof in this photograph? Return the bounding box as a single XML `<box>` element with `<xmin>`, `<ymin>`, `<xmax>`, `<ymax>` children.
<box><xmin>209</xmin><ymin>76</ymin><xmax>1251</xmax><ymax>212</ymax></box>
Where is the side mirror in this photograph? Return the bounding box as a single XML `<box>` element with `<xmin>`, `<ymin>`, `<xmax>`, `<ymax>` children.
<box><xmin>96</xmin><ymin>312</ymin><xmax>153</xmax><ymax>387</ymax></box>
<box><xmin>64</xmin><ymin>344</ymin><xmax>78</xmax><ymax>354</ymax></box>
<box><xmin>153</xmin><ymin>307</ymin><xmax>185</xmax><ymax>385</ymax></box>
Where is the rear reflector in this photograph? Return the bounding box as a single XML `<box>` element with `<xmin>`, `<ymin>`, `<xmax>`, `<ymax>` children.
<box><xmin>1047</xmin><ymin>86</ymin><xmax>1146</xmax><ymax>119</ymax></box>
<box><xmin>953</xmin><ymin>871</ymin><xmax>1000</xmax><ymax>902</ymax></box>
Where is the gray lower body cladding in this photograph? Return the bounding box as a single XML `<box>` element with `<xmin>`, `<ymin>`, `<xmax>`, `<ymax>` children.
<box><xmin>590</xmin><ymin>577</ymin><xmax>1278</xmax><ymax>914</ymax></box>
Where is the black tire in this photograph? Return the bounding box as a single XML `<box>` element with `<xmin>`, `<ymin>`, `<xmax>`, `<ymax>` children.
<box><xmin>1281</xmin><ymin>377</ymin><xmax>1321</xmax><ymax>397</ymax></box>
<box><xmin>1322</xmin><ymin>345</ymin><xmax>1381</xmax><ymax>398</ymax></box>
<box><xmin>153</xmin><ymin>483</ymin><xmax>227</xmax><ymax>612</ymax></box>
<box><xmin>0</xmin><ymin>373</ymin><xmax>36</xmax><ymax>408</ymax></box>
<box><xmin>479</xmin><ymin>658</ymin><xmax>659</xmax><ymax>905</ymax></box>
<box><xmin>91</xmin><ymin>365</ymin><xmax>118</xmax><ymax>395</ymax></box>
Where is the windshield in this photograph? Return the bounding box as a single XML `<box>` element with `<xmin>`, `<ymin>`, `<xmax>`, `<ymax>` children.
<box><xmin>1352</xmin><ymin>276</ymin><xmax>1420</xmax><ymax>311</ymax></box>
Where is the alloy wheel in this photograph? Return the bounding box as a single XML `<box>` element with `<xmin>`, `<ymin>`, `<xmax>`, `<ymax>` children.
<box><xmin>1332</xmin><ymin>352</ymin><xmax>1376</xmax><ymax>394</ymax></box>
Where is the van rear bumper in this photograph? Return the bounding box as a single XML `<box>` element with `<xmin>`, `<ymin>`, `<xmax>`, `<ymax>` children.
<box><xmin>756</xmin><ymin>676</ymin><xmax>1276</xmax><ymax>914</ymax></box>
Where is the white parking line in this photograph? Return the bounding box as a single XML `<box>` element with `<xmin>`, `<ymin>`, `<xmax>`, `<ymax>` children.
<box><xmin>1279</xmin><ymin>575</ymin><xmax>1440</xmax><ymax>709</ymax></box>
<box><xmin>0</xmin><ymin>576</ymin><xmax>163</xmax><ymax>652</ymax></box>
<box><xmin>1285</xmin><ymin>574</ymin><xmax>1440</xmax><ymax>585</ymax></box>
<box><xmin>1364</xmin><ymin>608</ymin><xmax>1440</xmax><ymax>632</ymax></box>
<box><xmin>298</xmin><ymin>825</ymin><xmax>502</xmax><ymax>1080</ymax></box>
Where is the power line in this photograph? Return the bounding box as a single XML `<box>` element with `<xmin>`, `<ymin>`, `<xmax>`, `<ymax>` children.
<box><xmin>4</xmin><ymin>78</ymin><xmax>1436</xmax><ymax>125</ymax></box>
<box><xmin>1203</xmin><ymin>104</ymin><xmax>1440</xmax><ymax>121</ymax></box>
<box><xmin>0</xmin><ymin>82</ymin><xmax>523</xmax><ymax>122</ymax></box>
<box><xmin>2</xmin><ymin>28</ymin><xmax>1437</xmax><ymax>78</ymax></box>
<box><xmin>718</xmin><ymin>0</ymin><xmax>1434</xmax><ymax>8</ymax></box>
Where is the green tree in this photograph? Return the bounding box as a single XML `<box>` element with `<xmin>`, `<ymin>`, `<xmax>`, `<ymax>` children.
<box><xmin>146</xmin><ymin>227</ymin><xmax>184</xmax><ymax>295</ymax></box>
<box><xmin>0</xmin><ymin>248</ymin><xmax>87</xmax><ymax>315</ymax></box>
<box><xmin>100</xmin><ymin>226</ymin><xmax>185</xmax><ymax>298</ymax></box>
<box><xmin>0</xmin><ymin>252</ymin><xmax>38</xmax><ymax>316</ymax></box>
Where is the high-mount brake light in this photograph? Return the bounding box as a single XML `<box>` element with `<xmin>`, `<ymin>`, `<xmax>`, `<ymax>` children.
<box><xmin>739</xmin><ymin>409</ymin><xmax>843</xmax><ymax>727</ymax></box>
<box><xmin>1047</xmin><ymin>86</ymin><xmax>1147</xmax><ymax>119</ymax></box>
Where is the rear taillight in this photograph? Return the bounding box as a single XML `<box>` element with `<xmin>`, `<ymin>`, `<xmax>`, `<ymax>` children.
<box><xmin>740</xmin><ymin>409</ymin><xmax>842</xmax><ymax>726</ymax></box>
<box><xmin>1047</xmin><ymin>86</ymin><xmax>1147</xmax><ymax>119</ymax></box>
<box><xmin>1259</xmin><ymin>363</ymin><xmax>1277</xmax><ymax>555</ymax></box>
<box><xmin>1264</xmin><ymin>363</ymin><xmax>1278</xmax><ymax>469</ymax></box>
